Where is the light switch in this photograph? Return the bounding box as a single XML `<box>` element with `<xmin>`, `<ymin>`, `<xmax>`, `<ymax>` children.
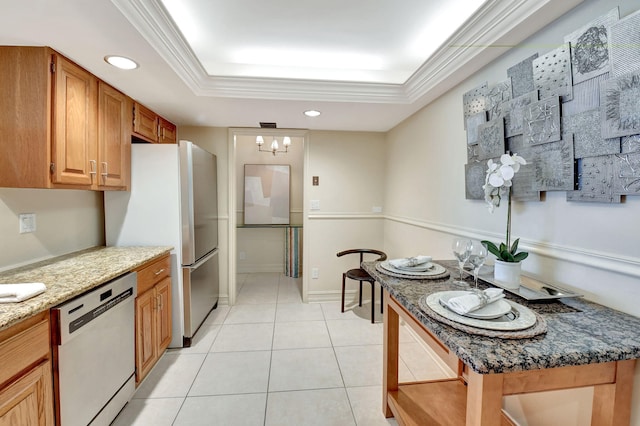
<box><xmin>312</xmin><ymin>176</ymin><xmax>319</xmax><ymax>186</ymax></box>
<box><xmin>19</xmin><ymin>213</ymin><xmax>36</xmax><ymax>233</ymax></box>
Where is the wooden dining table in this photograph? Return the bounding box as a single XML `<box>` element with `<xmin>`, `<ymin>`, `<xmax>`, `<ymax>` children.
<box><xmin>362</xmin><ymin>260</ymin><xmax>640</xmax><ymax>426</ymax></box>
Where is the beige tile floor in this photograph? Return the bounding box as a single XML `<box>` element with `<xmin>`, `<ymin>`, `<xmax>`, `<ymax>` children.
<box><xmin>113</xmin><ymin>272</ymin><xmax>453</xmax><ymax>425</ymax></box>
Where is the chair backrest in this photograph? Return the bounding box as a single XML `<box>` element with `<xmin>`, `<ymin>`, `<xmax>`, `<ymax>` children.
<box><xmin>336</xmin><ymin>249</ymin><xmax>387</xmax><ymax>264</ymax></box>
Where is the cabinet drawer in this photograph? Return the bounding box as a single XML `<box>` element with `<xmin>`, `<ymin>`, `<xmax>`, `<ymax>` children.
<box><xmin>137</xmin><ymin>255</ymin><xmax>171</xmax><ymax>295</ymax></box>
<box><xmin>0</xmin><ymin>315</ymin><xmax>50</xmax><ymax>387</ymax></box>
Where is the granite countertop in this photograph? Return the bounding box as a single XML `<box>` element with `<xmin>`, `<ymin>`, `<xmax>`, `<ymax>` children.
<box><xmin>0</xmin><ymin>246</ymin><xmax>172</xmax><ymax>331</ymax></box>
<box><xmin>363</xmin><ymin>260</ymin><xmax>640</xmax><ymax>375</ymax></box>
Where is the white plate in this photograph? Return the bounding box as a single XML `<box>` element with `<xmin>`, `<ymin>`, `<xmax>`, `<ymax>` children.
<box><xmin>423</xmin><ymin>291</ymin><xmax>537</xmax><ymax>331</ymax></box>
<box><xmin>379</xmin><ymin>261</ymin><xmax>446</xmax><ymax>276</ymax></box>
<box><xmin>439</xmin><ymin>291</ymin><xmax>512</xmax><ymax>319</ymax></box>
<box><xmin>394</xmin><ymin>263</ymin><xmax>433</xmax><ymax>272</ymax></box>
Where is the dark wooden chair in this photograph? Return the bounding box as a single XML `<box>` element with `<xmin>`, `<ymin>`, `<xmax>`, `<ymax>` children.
<box><xmin>336</xmin><ymin>249</ymin><xmax>387</xmax><ymax>323</ymax></box>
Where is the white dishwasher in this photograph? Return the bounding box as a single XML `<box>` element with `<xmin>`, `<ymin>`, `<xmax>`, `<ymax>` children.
<box><xmin>51</xmin><ymin>272</ymin><xmax>137</xmax><ymax>426</ymax></box>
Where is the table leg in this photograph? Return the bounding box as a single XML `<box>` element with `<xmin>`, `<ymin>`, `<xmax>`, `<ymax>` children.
<box><xmin>382</xmin><ymin>291</ymin><xmax>399</xmax><ymax>418</ymax></box>
<box><xmin>466</xmin><ymin>370</ymin><xmax>504</xmax><ymax>426</ymax></box>
<box><xmin>591</xmin><ymin>359</ymin><xmax>636</xmax><ymax>426</ymax></box>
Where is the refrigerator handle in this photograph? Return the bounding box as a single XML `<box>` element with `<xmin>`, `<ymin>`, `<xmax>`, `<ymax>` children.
<box><xmin>185</xmin><ymin>249</ymin><xmax>217</xmax><ymax>271</ymax></box>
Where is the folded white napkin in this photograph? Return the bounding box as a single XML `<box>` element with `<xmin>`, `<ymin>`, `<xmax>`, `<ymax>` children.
<box><xmin>389</xmin><ymin>255</ymin><xmax>432</xmax><ymax>269</ymax></box>
<box><xmin>445</xmin><ymin>288</ymin><xmax>504</xmax><ymax>315</ymax></box>
<box><xmin>0</xmin><ymin>283</ymin><xmax>46</xmax><ymax>303</ymax></box>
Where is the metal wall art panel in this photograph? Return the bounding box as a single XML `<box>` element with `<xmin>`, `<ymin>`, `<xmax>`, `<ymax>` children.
<box><xmin>511</xmin><ymin>163</ymin><xmax>541</xmax><ymax>201</ymax></box>
<box><xmin>507</xmin><ymin>135</ymin><xmax>525</xmax><ymax>153</ymax></box>
<box><xmin>504</xmin><ymin>91</ymin><xmax>539</xmax><ymax>138</ymax></box>
<box><xmin>465</xmin><ymin>162</ymin><xmax>486</xmax><ymax>200</ymax></box>
<box><xmin>613</xmin><ymin>152</ymin><xmax>640</xmax><ymax>195</ymax></box>
<box><xmin>564</xmin><ymin>8</ymin><xmax>619</xmax><ymax>84</ymax></box>
<box><xmin>477</xmin><ymin>118</ymin><xmax>505</xmax><ymax>160</ymax></box>
<box><xmin>533</xmin><ymin>43</ymin><xmax>573</xmax><ymax>101</ymax></box>
<box><xmin>466</xmin><ymin>112</ymin><xmax>487</xmax><ymax>145</ymax></box>
<box><xmin>562</xmin><ymin>73</ymin><xmax>609</xmax><ymax>116</ymax></box>
<box><xmin>601</xmin><ymin>71</ymin><xmax>640</xmax><ymax>138</ymax></box>
<box><xmin>463</xmin><ymin>82</ymin><xmax>488</xmax><ymax>129</ymax></box>
<box><xmin>567</xmin><ymin>156</ymin><xmax>621</xmax><ymax>203</ymax></box>
<box><xmin>562</xmin><ymin>109</ymin><xmax>621</xmax><ymax>158</ymax></box>
<box><xmin>524</xmin><ymin>96</ymin><xmax>561</xmax><ymax>145</ymax></box>
<box><xmin>528</xmin><ymin>135</ymin><xmax>577</xmax><ymax>191</ymax></box>
<box><xmin>609</xmin><ymin>8</ymin><xmax>640</xmax><ymax>77</ymax></box>
<box><xmin>467</xmin><ymin>143</ymin><xmax>480</xmax><ymax>163</ymax></box>
<box><xmin>621</xmin><ymin>134</ymin><xmax>640</xmax><ymax>153</ymax></box>
<box><xmin>487</xmin><ymin>79</ymin><xmax>513</xmax><ymax>121</ymax></box>
<box><xmin>508</xmin><ymin>53</ymin><xmax>539</xmax><ymax>98</ymax></box>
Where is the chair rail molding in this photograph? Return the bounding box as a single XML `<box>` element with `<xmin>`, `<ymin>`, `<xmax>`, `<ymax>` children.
<box><xmin>385</xmin><ymin>214</ymin><xmax>640</xmax><ymax>279</ymax></box>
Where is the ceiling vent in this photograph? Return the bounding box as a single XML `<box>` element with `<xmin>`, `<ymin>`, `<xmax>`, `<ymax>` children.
<box><xmin>259</xmin><ymin>122</ymin><xmax>277</xmax><ymax>128</ymax></box>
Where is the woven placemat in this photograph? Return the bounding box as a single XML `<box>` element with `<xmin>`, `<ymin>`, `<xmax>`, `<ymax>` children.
<box><xmin>418</xmin><ymin>295</ymin><xmax>547</xmax><ymax>339</ymax></box>
<box><xmin>376</xmin><ymin>263</ymin><xmax>450</xmax><ymax>280</ymax></box>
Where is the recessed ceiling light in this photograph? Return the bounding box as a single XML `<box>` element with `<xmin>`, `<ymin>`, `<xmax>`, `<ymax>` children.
<box><xmin>104</xmin><ymin>55</ymin><xmax>139</xmax><ymax>70</ymax></box>
<box><xmin>304</xmin><ymin>110</ymin><xmax>321</xmax><ymax>117</ymax></box>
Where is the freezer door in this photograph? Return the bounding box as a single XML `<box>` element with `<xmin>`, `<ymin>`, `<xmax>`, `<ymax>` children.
<box><xmin>182</xmin><ymin>249</ymin><xmax>219</xmax><ymax>344</ymax></box>
<box><xmin>180</xmin><ymin>140</ymin><xmax>218</xmax><ymax>265</ymax></box>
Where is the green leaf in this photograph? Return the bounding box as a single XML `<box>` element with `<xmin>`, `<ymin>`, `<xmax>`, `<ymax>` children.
<box><xmin>499</xmin><ymin>243</ymin><xmax>507</xmax><ymax>253</ymax></box>
<box><xmin>500</xmin><ymin>249</ymin><xmax>515</xmax><ymax>262</ymax></box>
<box><xmin>481</xmin><ymin>240</ymin><xmax>500</xmax><ymax>258</ymax></box>
<box><xmin>513</xmin><ymin>252</ymin><xmax>529</xmax><ymax>262</ymax></box>
<box><xmin>510</xmin><ymin>238</ymin><xmax>520</xmax><ymax>255</ymax></box>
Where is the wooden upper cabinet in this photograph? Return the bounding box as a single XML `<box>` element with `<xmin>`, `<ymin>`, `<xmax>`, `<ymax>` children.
<box><xmin>51</xmin><ymin>53</ymin><xmax>97</xmax><ymax>186</ymax></box>
<box><xmin>98</xmin><ymin>82</ymin><xmax>132</xmax><ymax>189</ymax></box>
<box><xmin>0</xmin><ymin>46</ymin><xmax>130</xmax><ymax>190</ymax></box>
<box><xmin>158</xmin><ymin>117</ymin><xmax>177</xmax><ymax>144</ymax></box>
<box><xmin>133</xmin><ymin>101</ymin><xmax>177</xmax><ymax>144</ymax></box>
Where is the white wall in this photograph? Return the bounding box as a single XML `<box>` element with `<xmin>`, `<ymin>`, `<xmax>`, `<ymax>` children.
<box><xmin>383</xmin><ymin>0</ymin><xmax>640</xmax><ymax>424</ymax></box>
<box><xmin>0</xmin><ymin>188</ymin><xmax>104</xmax><ymax>271</ymax></box>
<box><xmin>305</xmin><ymin>130</ymin><xmax>386</xmax><ymax>302</ymax></box>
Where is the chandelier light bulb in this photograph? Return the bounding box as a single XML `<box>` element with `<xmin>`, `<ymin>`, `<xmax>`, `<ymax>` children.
<box><xmin>283</xmin><ymin>136</ymin><xmax>291</xmax><ymax>146</ymax></box>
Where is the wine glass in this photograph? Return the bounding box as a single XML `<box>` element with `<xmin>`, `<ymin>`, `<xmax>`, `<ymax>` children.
<box><xmin>468</xmin><ymin>241</ymin><xmax>488</xmax><ymax>290</ymax></box>
<box><xmin>451</xmin><ymin>238</ymin><xmax>472</xmax><ymax>286</ymax></box>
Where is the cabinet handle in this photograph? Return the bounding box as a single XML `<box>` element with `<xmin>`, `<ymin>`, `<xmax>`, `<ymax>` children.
<box><xmin>158</xmin><ymin>294</ymin><xmax>163</xmax><ymax>310</ymax></box>
<box><xmin>89</xmin><ymin>160</ymin><xmax>97</xmax><ymax>178</ymax></box>
<box><xmin>101</xmin><ymin>162</ymin><xmax>108</xmax><ymax>182</ymax></box>
<box><xmin>154</xmin><ymin>268</ymin><xmax>165</xmax><ymax>276</ymax></box>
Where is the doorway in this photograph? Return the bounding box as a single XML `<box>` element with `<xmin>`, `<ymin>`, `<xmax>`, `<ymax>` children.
<box><xmin>227</xmin><ymin>128</ymin><xmax>308</xmax><ymax>305</ymax></box>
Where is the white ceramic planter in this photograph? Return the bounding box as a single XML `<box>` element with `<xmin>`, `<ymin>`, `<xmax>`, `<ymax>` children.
<box><xmin>493</xmin><ymin>260</ymin><xmax>521</xmax><ymax>289</ymax></box>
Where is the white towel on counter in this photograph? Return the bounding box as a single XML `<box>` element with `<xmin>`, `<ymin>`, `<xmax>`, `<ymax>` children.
<box><xmin>389</xmin><ymin>255</ymin><xmax>432</xmax><ymax>269</ymax></box>
<box><xmin>0</xmin><ymin>283</ymin><xmax>46</xmax><ymax>303</ymax></box>
<box><xmin>445</xmin><ymin>288</ymin><xmax>504</xmax><ymax>315</ymax></box>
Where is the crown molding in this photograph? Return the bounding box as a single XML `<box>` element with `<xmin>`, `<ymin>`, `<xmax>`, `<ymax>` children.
<box><xmin>111</xmin><ymin>0</ymin><xmax>583</xmax><ymax>104</ymax></box>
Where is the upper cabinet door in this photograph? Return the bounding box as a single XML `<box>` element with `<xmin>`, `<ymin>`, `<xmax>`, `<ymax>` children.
<box><xmin>51</xmin><ymin>53</ymin><xmax>97</xmax><ymax>186</ymax></box>
<box><xmin>133</xmin><ymin>102</ymin><xmax>159</xmax><ymax>143</ymax></box>
<box><xmin>158</xmin><ymin>117</ymin><xmax>177</xmax><ymax>144</ymax></box>
<box><xmin>98</xmin><ymin>82</ymin><xmax>131</xmax><ymax>189</ymax></box>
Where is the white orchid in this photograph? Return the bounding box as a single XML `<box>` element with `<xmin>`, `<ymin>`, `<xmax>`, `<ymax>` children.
<box><xmin>480</xmin><ymin>153</ymin><xmax>529</xmax><ymax>263</ymax></box>
<box><xmin>482</xmin><ymin>153</ymin><xmax>526</xmax><ymax>213</ymax></box>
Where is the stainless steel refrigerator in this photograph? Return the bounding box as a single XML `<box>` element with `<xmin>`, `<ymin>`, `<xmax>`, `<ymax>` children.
<box><xmin>104</xmin><ymin>140</ymin><xmax>219</xmax><ymax>347</ymax></box>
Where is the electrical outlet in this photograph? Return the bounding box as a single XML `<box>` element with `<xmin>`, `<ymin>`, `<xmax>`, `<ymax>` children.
<box><xmin>311</xmin><ymin>268</ymin><xmax>319</xmax><ymax>279</ymax></box>
<box><xmin>19</xmin><ymin>213</ymin><xmax>36</xmax><ymax>234</ymax></box>
<box><xmin>310</xmin><ymin>200</ymin><xmax>320</xmax><ymax>210</ymax></box>
<box><xmin>372</xmin><ymin>206</ymin><xmax>383</xmax><ymax>213</ymax></box>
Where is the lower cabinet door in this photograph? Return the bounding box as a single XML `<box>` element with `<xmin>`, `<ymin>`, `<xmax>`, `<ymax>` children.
<box><xmin>156</xmin><ymin>277</ymin><xmax>172</xmax><ymax>354</ymax></box>
<box><xmin>135</xmin><ymin>288</ymin><xmax>157</xmax><ymax>384</ymax></box>
<box><xmin>0</xmin><ymin>360</ymin><xmax>54</xmax><ymax>425</ymax></box>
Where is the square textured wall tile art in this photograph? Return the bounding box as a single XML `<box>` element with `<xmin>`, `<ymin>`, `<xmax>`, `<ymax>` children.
<box><xmin>567</xmin><ymin>155</ymin><xmax>621</xmax><ymax>203</ymax></box>
<box><xmin>504</xmin><ymin>91</ymin><xmax>539</xmax><ymax>138</ymax></box>
<box><xmin>486</xmin><ymin>79</ymin><xmax>512</xmax><ymax>121</ymax></box>
<box><xmin>466</xmin><ymin>112</ymin><xmax>487</xmax><ymax>145</ymax></box>
<box><xmin>562</xmin><ymin>109</ymin><xmax>620</xmax><ymax>158</ymax></box>
<box><xmin>600</xmin><ymin>71</ymin><xmax>640</xmax><ymax>138</ymax></box>
<box><xmin>463</xmin><ymin>82</ymin><xmax>488</xmax><ymax>129</ymax></box>
<box><xmin>613</xmin><ymin>151</ymin><xmax>640</xmax><ymax>195</ymax></box>
<box><xmin>465</xmin><ymin>162</ymin><xmax>486</xmax><ymax>200</ymax></box>
<box><xmin>564</xmin><ymin>8</ymin><xmax>619</xmax><ymax>84</ymax></box>
<box><xmin>508</xmin><ymin>53</ymin><xmax>539</xmax><ymax>98</ymax></box>
<box><xmin>477</xmin><ymin>118</ymin><xmax>505</xmax><ymax>160</ymax></box>
<box><xmin>527</xmin><ymin>135</ymin><xmax>577</xmax><ymax>191</ymax></box>
<box><xmin>524</xmin><ymin>96</ymin><xmax>561</xmax><ymax>146</ymax></box>
<box><xmin>609</xmin><ymin>8</ymin><xmax>640</xmax><ymax>77</ymax></box>
<box><xmin>533</xmin><ymin>43</ymin><xmax>573</xmax><ymax>101</ymax></box>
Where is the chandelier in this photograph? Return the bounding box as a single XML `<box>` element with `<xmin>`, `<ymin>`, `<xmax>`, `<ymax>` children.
<box><xmin>256</xmin><ymin>136</ymin><xmax>291</xmax><ymax>155</ymax></box>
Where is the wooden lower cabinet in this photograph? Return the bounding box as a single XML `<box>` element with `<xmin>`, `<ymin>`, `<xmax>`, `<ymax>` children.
<box><xmin>0</xmin><ymin>313</ymin><xmax>54</xmax><ymax>426</ymax></box>
<box><xmin>135</xmin><ymin>255</ymin><xmax>172</xmax><ymax>384</ymax></box>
